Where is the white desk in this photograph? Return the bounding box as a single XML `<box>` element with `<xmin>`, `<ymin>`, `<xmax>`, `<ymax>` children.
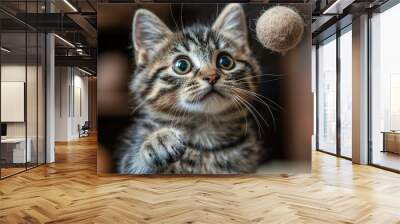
<box><xmin>1</xmin><ymin>138</ymin><xmax>31</xmax><ymax>163</ymax></box>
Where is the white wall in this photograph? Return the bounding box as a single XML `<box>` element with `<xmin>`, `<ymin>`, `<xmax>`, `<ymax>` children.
<box><xmin>72</xmin><ymin>73</ymin><xmax>89</xmax><ymax>138</ymax></box>
<box><xmin>55</xmin><ymin>66</ymin><xmax>89</xmax><ymax>141</ymax></box>
<box><xmin>55</xmin><ymin>66</ymin><xmax>70</xmax><ymax>141</ymax></box>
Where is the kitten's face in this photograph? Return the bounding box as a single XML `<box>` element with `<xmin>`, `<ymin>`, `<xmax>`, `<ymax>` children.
<box><xmin>132</xmin><ymin>4</ymin><xmax>260</xmax><ymax>115</ymax></box>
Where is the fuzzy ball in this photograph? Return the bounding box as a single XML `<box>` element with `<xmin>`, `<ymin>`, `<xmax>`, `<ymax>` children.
<box><xmin>256</xmin><ymin>6</ymin><xmax>304</xmax><ymax>53</ymax></box>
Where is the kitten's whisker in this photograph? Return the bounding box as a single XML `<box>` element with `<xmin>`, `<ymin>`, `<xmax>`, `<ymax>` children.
<box><xmin>234</xmin><ymin>73</ymin><xmax>285</xmax><ymax>82</ymax></box>
<box><xmin>233</xmin><ymin>95</ymin><xmax>262</xmax><ymax>130</ymax></box>
<box><xmin>231</xmin><ymin>97</ymin><xmax>248</xmax><ymax>136</ymax></box>
<box><xmin>131</xmin><ymin>99</ymin><xmax>150</xmax><ymax>115</ymax></box>
<box><xmin>229</xmin><ymin>86</ymin><xmax>278</xmax><ymax>129</ymax></box>
<box><xmin>223</xmin><ymin>84</ymin><xmax>281</xmax><ymax>112</ymax></box>
<box><xmin>262</xmin><ymin>73</ymin><xmax>285</xmax><ymax>77</ymax></box>
<box><xmin>186</xmin><ymin>88</ymin><xmax>202</xmax><ymax>97</ymax></box>
<box><xmin>231</xmin><ymin>86</ymin><xmax>278</xmax><ymax>109</ymax></box>
<box><xmin>228</xmin><ymin>86</ymin><xmax>283</xmax><ymax>110</ymax></box>
<box><xmin>180</xmin><ymin>3</ymin><xmax>185</xmax><ymax>31</ymax></box>
<box><xmin>237</xmin><ymin>96</ymin><xmax>263</xmax><ymax>138</ymax></box>
<box><xmin>231</xmin><ymin>88</ymin><xmax>277</xmax><ymax>130</ymax></box>
<box><xmin>169</xmin><ymin>4</ymin><xmax>179</xmax><ymax>31</ymax></box>
<box><xmin>232</xmin><ymin>95</ymin><xmax>263</xmax><ymax>137</ymax></box>
<box><xmin>235</xmin><ymin>78</ymin><xmax>283</xmax><ymax>84</ymax></box>
<box><xmin>226</xmin><ymin>85</ymin><xmax>273</xmax><ymax>125</ymax></box>
<box><xmin>235</xmin><ymin>93</ymin><xmax>271</xmax><ymax>130</ymax></box>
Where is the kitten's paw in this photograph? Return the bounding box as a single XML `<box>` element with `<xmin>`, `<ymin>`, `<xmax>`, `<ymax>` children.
<box><xmin>141</xmin><ymin>128</ymin><xmax>186</xmax><ymax>169</ymax></box>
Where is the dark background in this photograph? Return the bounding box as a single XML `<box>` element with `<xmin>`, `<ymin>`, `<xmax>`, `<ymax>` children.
<box><xmin>97</xmin><ymin>3</ymin><xmax>312</xmax><ymax>173</ymax></box>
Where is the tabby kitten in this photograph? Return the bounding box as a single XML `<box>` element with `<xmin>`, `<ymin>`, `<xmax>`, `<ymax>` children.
<box><xmin>118</xmin><ymin>3</ymin><xmax>263</xmax><ymax>174</ymax></box>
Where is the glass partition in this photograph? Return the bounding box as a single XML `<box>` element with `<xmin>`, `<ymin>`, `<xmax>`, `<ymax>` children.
<box><xmin>27</xmin><ymin>31</ymin><xmax>38</xmax><ymax>169</ymax></box>
<box><xmin>0</xmin><ymin>1</ymin><xmax>46</xmax><ymax>179</ymax></box>
<box><xmin>370</xmin><ymin>3</ymin><xmax>400</xmax><ymax>171</ymax></box>
<box><xmin>317</xmin><ymin>36</ymin><xmax>337</xmax><ymax>155</ymax></box>
<box><xmin>316</xmin><ymin>25</ymin><xmax>353</xmax><ymax>160</ymax></box>
<box><xmin>339</xmin><ymin>27</ymin><xmax>352</xmax><ymax>158</ymax></box>
<box><xmin>1</xmin><ymin>31</ymin><xmax>28</xmax><ymax>177</ymax></box>
<box><xmin>38</xmin><ymin>33</ymin><xmax>45</xmax><ymax>165</ymax></box>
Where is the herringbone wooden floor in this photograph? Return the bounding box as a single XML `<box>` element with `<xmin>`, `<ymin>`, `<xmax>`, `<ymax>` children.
<box><xmin>1</xmin><ymin>135</ymin><xmax>400</xmax><ymax>224</ymax></box>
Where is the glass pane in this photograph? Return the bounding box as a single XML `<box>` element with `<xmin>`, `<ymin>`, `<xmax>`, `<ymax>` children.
<box><xmin>38</xmin><ymin>33</ymin><xmax>45</xmax><ymax>165</ymax></box>
<box><xmin>1</xmin><ymin>31</ymin><xmax>27</xmax><ymax>177</ymax></box>
<box><xmin>317</xmin><ymin>37</ymin><xmax>337</xmax><ymax>154</ymax></box>
<box><xmin>371</xmin><ymin>4</ymin><xmax>400</xmax><ymax>171</ymax></box>
<box><xmin>340</xmin><ymin>29</ymin><xmax>352</xmax><ymax>158</ymax></box>
<box><xmin>27</xmin><ymin>31</ymin><xmax>38</xmax><ymax>169</ymax></box>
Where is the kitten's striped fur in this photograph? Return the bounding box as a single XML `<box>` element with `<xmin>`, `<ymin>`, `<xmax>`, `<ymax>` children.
<box><xmin>118</xmin><ymin>4</ymin><xmax>264</xmax><ymax>174</ymax></box>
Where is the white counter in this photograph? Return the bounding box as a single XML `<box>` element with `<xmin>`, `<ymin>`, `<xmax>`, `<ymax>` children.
<box><xmin>1</xmin><ymin>138</ymin><xmax>32</xmax><ymax>163</ymax></box>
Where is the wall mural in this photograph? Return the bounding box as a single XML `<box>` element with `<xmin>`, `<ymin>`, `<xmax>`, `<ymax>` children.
<box><xmin>97</xmin><ymin>3</ymin><xmax>312</xmax><ymax>175</ymax></box>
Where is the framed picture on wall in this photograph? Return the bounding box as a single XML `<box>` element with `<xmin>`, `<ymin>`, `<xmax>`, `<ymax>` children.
<box><xmin>97</xmin><ymin>3</ymin><xmax>313</xmax><ymax>175</ymax></box>
<box><xmin>1</xmin><ymin>81</ymin><xmax>25</xmax><ymax>122</ymax></box>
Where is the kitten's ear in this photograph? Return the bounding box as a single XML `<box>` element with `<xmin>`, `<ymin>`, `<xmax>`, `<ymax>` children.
<box><xmin>212</xmin><ymin>4</ymin><xmax>248</xmax><ymax>47</ymax></box>
<box><xmin>132</xmin><ymin>9</ymin><xmax>172</xmax><ymax>64</ymax></box>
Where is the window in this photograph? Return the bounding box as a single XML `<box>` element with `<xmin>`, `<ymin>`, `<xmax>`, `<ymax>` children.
<box><xmin>370</xmin><ymin>2</ymin><xmax>400</xmax><ymax>171</ymax></box>
<box><xmin>317</xmin><ymin>36</ymin><xmax>337</xmax><ymax>155</ymax></box>
<box><xmin>316</xmin><ymin>25</ymin><xmax>353</xmax><ymax>159</ymax></box>
<box><xmin>339</xmin><ymin>27</ymin><xmax>352</xmax><ymax>158</ymax></box>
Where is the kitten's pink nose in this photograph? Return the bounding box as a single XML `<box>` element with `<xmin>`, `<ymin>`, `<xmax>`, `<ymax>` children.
<box><xmin>203</xmin><ymin>74</ymin><xmax>220</xmax><ymax>85</ymax></box>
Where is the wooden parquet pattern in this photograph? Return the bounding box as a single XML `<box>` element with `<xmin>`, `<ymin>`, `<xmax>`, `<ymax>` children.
<box><xmin>1</xmin><ymin>135</ymin><xmax>400</xmax><ymax>224</ymax></box>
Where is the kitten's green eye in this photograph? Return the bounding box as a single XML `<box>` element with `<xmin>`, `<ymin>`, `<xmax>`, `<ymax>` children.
<box><xmin>217</xmin><ymin>53</ymin><xmax>235</xmax><ymax>70</ymax></box>
<box><xmin>173</xmin><ymin>57</ymin><xmax>192</xmax><ymax>75</ymax></box>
